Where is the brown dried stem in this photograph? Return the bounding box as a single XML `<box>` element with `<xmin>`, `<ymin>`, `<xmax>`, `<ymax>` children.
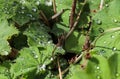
<box><xmin>52</xmin><ymin>0</ymin><xmax>57</xmax><ymax>14</ymax></box>
<box><xmin>65</xmin><ymin>0</ymin><xmax>87</xmax><ymax>39</ymax></box>
<box><xmin>69</xmin><ymin>0</ymin><xmax>77</xmax><ymax>29</ymax></box>
<box><xmin>39</xmin><ymin>10</ymin><xmax>50</xmax><ymax>26</ymax></box>
<box><xmin>57</xmin><ymin>57</ymin><xmax>62</xmax><ymax>79</ymax></box>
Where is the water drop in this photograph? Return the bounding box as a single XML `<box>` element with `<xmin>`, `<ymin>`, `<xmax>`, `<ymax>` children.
<box><xmin>50</xmin><ymin>57</ymin><xmax>54</xmax><ymax>61</ymax></box>
<box><xmin>116</xmin><ymin>73</ymin><xmax>119</xmax><ymax>77</ymax></box>
<box><xmin>104</xmin><ymin>41</ymin><xmax>106</xmax><ymax>44</ymax></box>
<box><xmin>37</xmin><ymin>64</ymin><xmax>46</xmax><ymax>72</ymax></box>
<box><xmin>112</xmin><ymin>47</ymin><xmax>117</xmax><ymax>51</ymax></box>
<box><xmin>21</xmin><ymin>6</ymin><xmax>25</xmax><ymax>10</ymax></box>
<box><xmin>27</xmin><ymin>14</ymin><xmax>33</xmax><ymax>18</ymax></box>
<box><xmin>1</xmin><ymin>50</ymin><xmax>9</xmax><ymax>55</ymax></box>
<box><xmin>34</xmin><ymin>54</ymin><xmax>38</xmax><ymax>59</ymax></box>
<box><xmin>113</xmin><ymin>19</ymin><xmax>118</xmax><ymax>23</ymax></box>
<box><xmin>35</xmin><ymin>1</ymin><xmax>40</xmax><ymax>5</ymax></box>
<box><xmin>21</xmin><ymin>11</ymin><xmax>24</xmax><ymax>14</ymax></box>
<box><xmin>41</xmin><ymin>64</ymin><xmax>46</xmax><ymax>71</ymax></box>
<box><xmin>31</xmin><ymin>17</ymin><xmax>36</xmax><ymax>20</ymax></box>
<box><xmin>105</xmin><ymin>4</ymin><xmax>109</xmax><ymax>7</ymax></box>
<box><xmin>48</xmin><ymin>40</ymin><xmax>52</xmax><ymax>44</ymax></box>
<box><xmin>6</xmin><ymin>11</ymin><xmax>10</xmax><ymax>14</ymax></box>
<box><xmin>96</xmin><ymin>19</ymin><xmax>102</xmax><ymax>25</ymax></box>
<box><xmin>20</xmin><ymin>0</ymin><xmax>26</xmax><ymax>4</ymax></box>
<box><xmin>96</xmin><ymin>66</ymin><xmax>100</xmax><ymax>70</ymax></box>
<box><xmin>111</xmin><ymin>35</ymin><xmax>115</xmax><ymax>38</ymax></box>
<box><xmin>32</xmin><ymin>8</ymin><xmax>37</xmax><ymax>12</ymax></box>
<box><xmin>99</xmin><ymin>49</ymin><xmax>106</xmax><ymax>55</ymax></box>
<box><xmin>96</xmin><ymin>75</ymin><xmax>101</xmax><ymax>79</ymax></box>
<box><xmin>45</xmin><ymin>0</ymin><xmax>52</xmax><ymax>6</ymax></box>
<box><xmin>98</xmin><ymin>28</ymin><xmax>104</xmax><ymax>33</ymax></box>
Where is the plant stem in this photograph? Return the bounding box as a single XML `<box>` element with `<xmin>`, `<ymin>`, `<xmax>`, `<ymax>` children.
<box><xmin>99</xmin><ymin>0</ymin><xmax>104</xmax><ymax>10</ymax></box>
<box><xmin>52</xmin><ymin>0</ymin><xmax>57</xmax><ymax>14</ymax></box>
<box><xmin>65</xmin><ymin>0</ymin><xmax>87</xmax><ymax>39</ymax></box>
<box><xmin>39</xmin><ymin>10</ymin><xmax>50</xmax><ymax>26</ymax></box>
<box><xmin>70</xmin><ymin>0</ymin><xmax>77</xmax><ymax>29</ymax></box>
<box><xmin>57</xmin><ymin>57</ymin><xmax>62</xmax><ymax>79</ymax></box>
<box><xmin>50</xmin><ymin>9</ymin><xmax>69</xmax><ymax>20</ymax></box>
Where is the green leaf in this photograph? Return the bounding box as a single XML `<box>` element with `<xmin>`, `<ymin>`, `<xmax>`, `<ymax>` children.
<box><xmin>0</xmin><ymin>39</ymin><xmax>10</xmax><ymax>55</ymax></box>
<box><xmin>0</xmin><ymin>20</ymin><xmax>18</xmax><ymax>39</ymax></box>
<box><xmin>51</xmin><ymin>23</ymin><xmax>69</xmax><ymax>36</ymax></box>
<box><xmin>65</xmin><ymin>31</ymin><xmax>86</xmax><ymax>53</ymax></box>
<box><xmin>66</xmin><ymin>54</ymin><xmax>111</xmax><ymax>79</ymax></box>
<box><xmin>56</xmin><ymin>0</ymin><xmax>72</xmax><ymax>26</ymax></box>
<box><xmin>10</xmin><ymin>47</ymin><xmax>40</xmax><ymax>79</ymax></box>
<box><xmin>0</xmin><ymin>61</ymin><xmax>11</xmax><ymax>79</ymax></box>
<box><xmin>0</xmin><ymin>19</ymin><xmax>18</xmax><ymax>55</ymax></box>
<box><xmin>92</xmin><ymin>30</ymin><xmax>120</xmax><ymax>58</ymax></box>
<box><xmin>12</xmin><ymin>2</ymin><xmax>39</xmax><ymax>26</ymax></box>
<box><xmin>10</xmin><ymin>44</ymin><xmax>64</xmax><ymax>79</ymax></box>
<box><xmin>91</xmin><ymin>0</ymin><xmax>120</xmax><ymax>37</ymax></box>
<box><xmin>23</xmin><ymin>22</ymin><xmax>51</xmax><ymax>47</ymax></box>
<box><xmin>0</xmin><ymin>74</ymin><xmax>8</xmax><ymax>79</ymax></box>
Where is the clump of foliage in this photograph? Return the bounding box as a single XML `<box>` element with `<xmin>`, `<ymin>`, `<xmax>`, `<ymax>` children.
<box><xmin>0</xmin><ymin>0</ymin><xmax>120</xmax><ymax>79</ymax></box>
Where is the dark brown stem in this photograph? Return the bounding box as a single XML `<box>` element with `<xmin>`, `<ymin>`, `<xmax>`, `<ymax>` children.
<box><xmin>39</xmin><ymin>10</ymin><xmax>50</xmax><ymax>26</ymax></box>
<box><xmin>65</xmin><ymin>0</ymin><xmax>87</xmax><ymax>39</ymax></box>
<box><xmin>83</xmin><ymin>16</ymin><xmax>92</xmax><ymax>51</ymax></box>
<box><xmin>70</xmin><ymin>0</ymin><xmax>77</xmax><ymax>29</ymax></box>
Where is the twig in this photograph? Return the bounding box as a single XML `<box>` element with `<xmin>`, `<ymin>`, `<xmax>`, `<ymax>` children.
<box><xmin>73</xmin><ymin>52</ymin><xmax>84</xmax><ymax>64</ymax></box>
<box><xmin>57</xmin><ymin>57</ymin><xmax>62</xmax><ymax>79</ymax></box>
<box><xmin>39</xmin><ymin>10</ymin><xmax>50</xmax><ymax>26</ymax></box>
<box><xmin>99</xmin><ymin>0</ymin><xmax>104</xmax><ymax>10</ymax></box>
<box><xmin>70</xmin><ymin>0</ymin><xmax>77</xmax><ymax>29</ymax></box>
<box><xmin>65</xmin><ymin>0</ymin><xmax>87</xmax><ymax>39</ymax></box>
<box><xmin>57</xmin><ymin>66</ymin><xmax>69</xmax><ymax>77</ymax></box>
<box><xmin>83</xmin><ymin>17</ymin><xmax>92</xmax><ymax>51</ymax></box>
<box><xmin>50</xmin><ymin>9</ymin><xmax>70</xmax><ymax>20</ymax></box>
<box><xmin>52</xmin><ymin>0</ymin><xmax>57</xmax><ymax>14</ymax></box>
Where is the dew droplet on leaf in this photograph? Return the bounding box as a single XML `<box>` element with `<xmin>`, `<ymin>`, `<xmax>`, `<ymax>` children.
<box><xmin>50</xmin><ymin>57</ymin><xmax>54</xmax><ymax>61</ymax></box>
<box><xmin>99</xmin><ymin>49</ymin><xmax>106</xmax><ymax>55</ymax></box>
<box><xmin>112</xmin><ymin>47</ymin><xmax>117</xmax><ymax>51</ymax></box>
<box><xmin>35</xmin><ymin>1</ymin><xmax>40</xmax><ymax>5</ymax></box>
<box><xmin>96</xmin><ymin>19</ymin><xmax>102</xmax><ymax>25</ymax></box>
<box><xmin>96</xmin><ymin>66</ymin><xmax>100</xmax><ymax>70</ymax></box>
<box><xmin>113</xmin><ymin>19</ymin><xmax>118</xmax><ymax>23</ymax></box>
<box><xmin>104</xmin><ymin>41</ymin><xmax>106</xmax><ymax>44</ymax></box>
<box><xmin>34</xmin><ymin>54</ymin><xmax>38</xmax><ymax>59</ymax></box>
<box><xmin>98</xmin><ymin>28</ymin><xmax>104</xmax><ymax>33</ymax></box>
<box><xmin>32</xmin><ymin>8</ymin><xmax>37</xmax><ymax>12</ymax></box>
<box><xmin>48</xmin><ymin>40</ymin><xmax>52</xmax><ymax>44</ymax></box>
<box><xmin>1</xmin><ymin>50</ymin><xmax>9</xmax><ymax>55</ymax></box>
<box><xmin>21</xmin><ymin>11</ymin><xmax>24</xmax><ymax>14</ymax></box>
<box><xmin>96</xmin><ymin>75</ymin><xmax>101</xmax><ymax>79</ymax></box>
<box><xmin>21</xmin><ymin>6</ymin><xmax>25</xmax><ymax>10</ymax></box>
<box><xmin>111</xmin><ymin>35</ymin><xmax>115</xmax><ymax>38</ymax></box>
<box><xmin>20</xmin><ymin>0</ymin><xmax>26</xmax><ymax>4</ymax></box>
<box><xmin>116</xmin><ymin>73</ymin><xmax>119</xmax><ymax>77</ymax></box>
<box><xmin>27</xmin><ymin>14</ymin><xmax>33</xmax><ymax>18</ymax></box>
<box><xmin>105</xmin><ymin>4</ymin><xmax>109</xmax><ymax>7</ymax></box>
<box><xmin>45</xmin><ymin>0</ymin><xmax>52</xmax><ymax>6</ymax></box>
